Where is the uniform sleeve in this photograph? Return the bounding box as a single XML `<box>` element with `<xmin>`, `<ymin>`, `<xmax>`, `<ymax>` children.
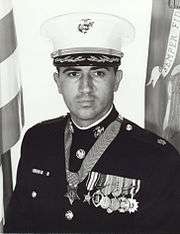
<box><xmin>4</xmin><ymin>129</ymin><xmax>36</xmax><ymax>233</ymax></box>
<box><xmin>165</xmin><ymin>158</ymin><xmax>180</xmax><ymax>232</ymax></box>
<box><xmin>134</xmin><ymin>143</ymin><xmax>180</xmax><ymax>233</ymax></box>
<box><xmin>157</xmin><ymin>147</ymin><xmax>180</xmax><ymax>233</ymax></box>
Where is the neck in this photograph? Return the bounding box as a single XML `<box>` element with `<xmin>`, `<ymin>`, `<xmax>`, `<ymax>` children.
<box><xmin>71</xmin><ymin>105</ymin><xmax>113</xmax><ymax>129</ymax></box>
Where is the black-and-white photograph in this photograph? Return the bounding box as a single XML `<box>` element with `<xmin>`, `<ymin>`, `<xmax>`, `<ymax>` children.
<box><xmin>1</xmin><ymin>0</ymin><xmax>180</xmax><ymax>233</ymax></box>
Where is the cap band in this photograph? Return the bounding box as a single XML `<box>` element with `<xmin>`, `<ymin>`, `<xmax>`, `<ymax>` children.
<box><xmin>53</xmin><ymin>54</ymin><xmax>121</xmax><ymax>67</ymax></box>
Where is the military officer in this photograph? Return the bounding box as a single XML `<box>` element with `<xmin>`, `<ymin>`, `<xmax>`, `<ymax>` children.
<box><xmin>4</xmin><ymin>12</ymin><xmax>180</xmax><ymax>233</ymax></box>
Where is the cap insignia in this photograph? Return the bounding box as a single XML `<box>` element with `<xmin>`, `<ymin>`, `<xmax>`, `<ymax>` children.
<box><xmin>78</xmin><ymin>18</ymin><xmax>94</xmax><ymax>34</ymax></box>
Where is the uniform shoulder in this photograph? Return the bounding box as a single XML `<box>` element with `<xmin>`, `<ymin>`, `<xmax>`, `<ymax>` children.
<box><xmin>121</xmin><ymin>118</ymin><xmax>179</xmax><ymax>155</ymax></box>
<box><xmin>24</xmin><ymin>114</ymin><xmax>68</xmax><ymax>139</ymax></box>
<box><xmin>38</xmin><ymin>114</ymin><xmax>68</xmax><ymax>126</ymax></box>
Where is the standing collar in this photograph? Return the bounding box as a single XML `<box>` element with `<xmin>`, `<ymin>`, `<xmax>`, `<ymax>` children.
<box><xmin>70</xmin><ymin>105</ymin><xmax>119</xmax><ymax>134</ymax></box>
<box><xmin>72</xmin><ymin>105</ymin><xmax>113</xmax><ymax>130</ymax></box>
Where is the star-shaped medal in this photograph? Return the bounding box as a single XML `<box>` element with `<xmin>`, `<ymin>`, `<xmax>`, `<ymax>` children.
<box><xmin>83</xmin><ymin>192</ymin><xmax>91</xmax><ymax>205</ymax></box>
<box><xmin>64</xmin><ymin>184</ymin><xmax>80</xmax><ymax>205</ymax></box>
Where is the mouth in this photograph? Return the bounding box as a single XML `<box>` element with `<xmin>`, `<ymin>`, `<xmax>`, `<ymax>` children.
<box><xmin>77</xmin><ymin>99</ymin><xmax>95</xmax><ymax>107</ymax></box>
<box><xmin>78</xmin><ymin>99</ymin><xmax>94</xmax><ymax>103</ymax></box>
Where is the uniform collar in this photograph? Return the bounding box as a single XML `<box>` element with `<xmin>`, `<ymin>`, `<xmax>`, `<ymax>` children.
<box><xmin>70</xmin><ymin>105</ymin><xmax>119</xmax><ymax>136</ymax></box>
<box><xmin>72</xmin><ymin>105</ymin><xmax>113</xmax><ymax>130</ymax></box>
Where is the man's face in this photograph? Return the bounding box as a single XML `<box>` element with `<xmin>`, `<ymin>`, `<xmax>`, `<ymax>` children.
<box><xmin>54</xmin><ymin>65</ymin><xmax>122</xmax><ymax>126</ymax></box>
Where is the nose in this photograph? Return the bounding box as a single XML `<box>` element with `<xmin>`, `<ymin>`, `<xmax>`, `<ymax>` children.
<box><xmin>78</xmin><ymin>73</ymin><xmax>93</xmax><ymax>94</ymax></box>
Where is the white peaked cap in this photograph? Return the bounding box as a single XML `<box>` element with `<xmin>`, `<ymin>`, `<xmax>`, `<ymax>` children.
<box><xmin>41</xmin><ymin>12</ymin><xmax>135</xmax><ymax>58</ymax></box>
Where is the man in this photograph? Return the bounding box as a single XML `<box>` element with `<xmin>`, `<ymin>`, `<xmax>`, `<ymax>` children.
<box><xmin>4</xmin><ymin>12</ymin><xmax>180</xmax><ymax>233</ymax></box>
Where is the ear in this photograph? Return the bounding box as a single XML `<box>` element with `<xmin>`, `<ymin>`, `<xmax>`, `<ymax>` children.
<box><xmin>53</xmin><ymin>72</ymin><xmax>62</xmax><ymax>94</ymax></box>
<box><xmin>114</xmin><ymin>70</ymin><xmax>123</xmax><ymax>92</ymax></box>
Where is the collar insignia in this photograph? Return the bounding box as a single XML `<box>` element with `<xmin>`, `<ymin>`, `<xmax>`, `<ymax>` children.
<box><xmin>93</xmin><ymin>126</ymin><xmax>105</xmax><ymax>138</ymax></box>
<box><xmin>157</xmin><ymin>138</ymin><xmax>166</xmax><ymax>145</ymax></box>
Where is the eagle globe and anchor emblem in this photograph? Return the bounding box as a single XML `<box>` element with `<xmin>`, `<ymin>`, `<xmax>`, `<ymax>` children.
<box><xmin>78</xmin><ymin>18</ymin><xmax>94</xmax><ymax>34</ymax></box>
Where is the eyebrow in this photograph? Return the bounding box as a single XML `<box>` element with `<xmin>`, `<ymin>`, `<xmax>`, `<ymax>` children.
<box><xmin>62</xmin><ymin>67</ymin><xmax>82</xmax><ymax>73</ymax></box>
<box><xmin>90</xmin><ymin>66</ymin><xmax>110</xmax><ymax>71</ymax></box>
<box><xmin>62</xmin><ymin>66</ymin><xmax>111</xmax><ymax>73</ymax></box>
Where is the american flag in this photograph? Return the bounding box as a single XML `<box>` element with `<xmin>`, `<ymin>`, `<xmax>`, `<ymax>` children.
<box><xmin>0</xmin><ymin>0</ymin><xmax>24</xmax><ymax>230</ymax></box>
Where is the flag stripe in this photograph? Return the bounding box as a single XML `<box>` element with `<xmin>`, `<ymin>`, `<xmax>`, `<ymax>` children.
<box><xmin>0</xmin><ymin>9</ymin><xmax>17</xmax><ymax>63</ymax></box>
<box><xmin>0</xmin><ymin>49</ymin><xmax>21</xmax><ymax>108</ymax></box>
<box><xmin>1</xmin><ymin>151</ymin><xmax>13</xmax><ymax>213</ymax></box>
<box><xmin>0</xmin><ymin>0</ymin><xmax>12</xmax><ymax>20</ymax></box>
<box><xmin>0</xmin><ymin>89</ymin><xmax>24</xmax><ymax>155</ymax></box>
<box><xmin>0</xmin><ymin>220</ymin><xmax>3</xmax><ymax>233</ymax></box>
<box><xmin>0</xmin><ymin>0</ymin><xmax>24</xmax><ymax>227</ymax></box>
<box><xmin>0</xmin><ymin>164</ymin><xmax>3</xmax><ymax>228</ymax></box>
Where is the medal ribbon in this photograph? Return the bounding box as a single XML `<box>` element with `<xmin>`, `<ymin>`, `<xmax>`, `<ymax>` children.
<box><xmin>64</xmin><ymin>116</ymin><xmax>122</xmax><ymax>189</ymax></box>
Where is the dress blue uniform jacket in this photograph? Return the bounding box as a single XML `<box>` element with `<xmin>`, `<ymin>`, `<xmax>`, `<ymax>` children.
<box><xmin>4</xmin><ymin>108</ymin><xmax>180</xmax><ymax>233</ymax></box>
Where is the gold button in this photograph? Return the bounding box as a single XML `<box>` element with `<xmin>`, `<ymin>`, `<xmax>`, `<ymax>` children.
<box><xmin>76</xmin><ymin>149</ymin><xmax>85</xmax><ymax>159</ymax></box>
<box><xmin>65</xmin><ymin>210</ymin><xmax>74</xmax><ymax>220</ymax></box>
<box><xmin>46</xmin><ymin>171</ymin><xmax>50</xmax><ymax>176</ymax></box>
<box><xmin>126</xmin><ymin>124</ymin><xmax>133</xmax><ymax>131</ymax></box>
<box><xmin>31</xmin><ymin>191</ymin><xmax>37</xmax><ymax>198</ymax></box>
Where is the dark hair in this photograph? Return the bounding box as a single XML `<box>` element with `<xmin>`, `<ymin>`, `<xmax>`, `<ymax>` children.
<box><xmin>113</xmin><ymin>66</ymin><xmax>119</xmax><ymax>73</ymax></box>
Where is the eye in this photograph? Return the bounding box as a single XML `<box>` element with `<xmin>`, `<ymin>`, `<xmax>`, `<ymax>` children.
<box><xmin>66</xmin><ymin>71</ymin><xmax>81</xmax><ymax>78</ymax></box>
<box><xmin>92</xmin><ymin>70</ymin><xmax>106</xmax><ymax>78</ymax></box>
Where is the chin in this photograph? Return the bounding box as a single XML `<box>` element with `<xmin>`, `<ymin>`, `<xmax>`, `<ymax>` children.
<box><xmin>70</xmin><ymin>103</ymin><xmax>110</xmax><ymax>122</ymax></box>
<box><xmin>77</xmin><ymin>111</ymin><xmax>97</xmax><ymax>120</ymax></box>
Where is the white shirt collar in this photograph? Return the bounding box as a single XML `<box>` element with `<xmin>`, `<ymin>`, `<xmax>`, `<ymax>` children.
<box><xmin>71</xmin><ymin>105</ymin><xmax>113</xmax><ymax>130</ymax></box>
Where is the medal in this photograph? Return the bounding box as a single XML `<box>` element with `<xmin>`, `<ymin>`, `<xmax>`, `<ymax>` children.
<box><xmin>100</xmin><ymin>196</ymin><xmax>111</xmax><ymax>209</ymax></box>
<box><xmin>84</xmin><ymin>172</ymin><xmax>99</xmax><ymax>204</ymax></box>
<box><xmin>64</xmin><ymin>184</ymin><xmax>80</xmax><ymax>205</ymax></box>
<box><xmin>92</xmin><ymin>190</ymin><xmax>104</xmax><ymax>207</ymax></box>
<box><xmin>112</xmin><ymin>176</ymin><xmax>124</xmax><ymax>197</ymax></box>
<box><xmin>83</xmin><ymin>191</ymin><xmax>91</xmax><ymax>205</ymax></box>
<box><xmin>109</xmin><ymin>197</ymin><xmax>120</xmax><ymax>211</ymax></box>
<box><xmin>128</xmin><ymin>198</ymin><xmax>139</xmax><ymax>213</ymax></box>
<box><xmin>65</xmin><ymin>210</ymin><xmax>74</xmax><ymax>220</ymax></box>
<box><xmin>101</xmin><ymin>175</ymin><xmax>114</xmax><ymax>195</ymax></box>
<box><xmin>86</xmin><ymin>171</ymin><xmax>99</xmax><ymax>191</ymax></box>
<box><xmin>118</xmin><ymin>197</ymin><xmax>130</xmax><ymax>213</ymax></box>
<box><xmin>107</xmin><ymin>208</ymin><xmax>113</xmax><ymax>214</ymax></box>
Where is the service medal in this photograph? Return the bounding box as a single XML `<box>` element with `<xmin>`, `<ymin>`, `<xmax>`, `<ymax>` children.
<box><xmin>107</xmin><ymin>208</ymin><xmax>113</xmax><ymax>214</ymax></box>
<box><xmin>100</xmin><ymin>196</ymin><xmax>111</xmax><ymax>209</ymax></box>
<box><xmin>101</xmin><ymin>175</ymin><xmax>114</xmax><ymax>195</ymax></box>
<box><xmin>109</xmin><ymin>197</ymin><xmax>120</xmax><ymax>211</ymax></box>
<box><xmin>111</xmin><ymin>176</ymin><xmax>123</xmax><ymax>197</ymax></box>
<box><xmin>92</xmin><ymin>190</ymin><xmax>104</xmax><ymax>207</ymax></box>
<box><xmin>118</xmin><ymin>197</ymin><xmax>130</xmax><ymax>213</ymax></box>
<box><xmin>128</xmin><ymin>198</ymin><xmax>139</xmax><ymax>213</ymax></box>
